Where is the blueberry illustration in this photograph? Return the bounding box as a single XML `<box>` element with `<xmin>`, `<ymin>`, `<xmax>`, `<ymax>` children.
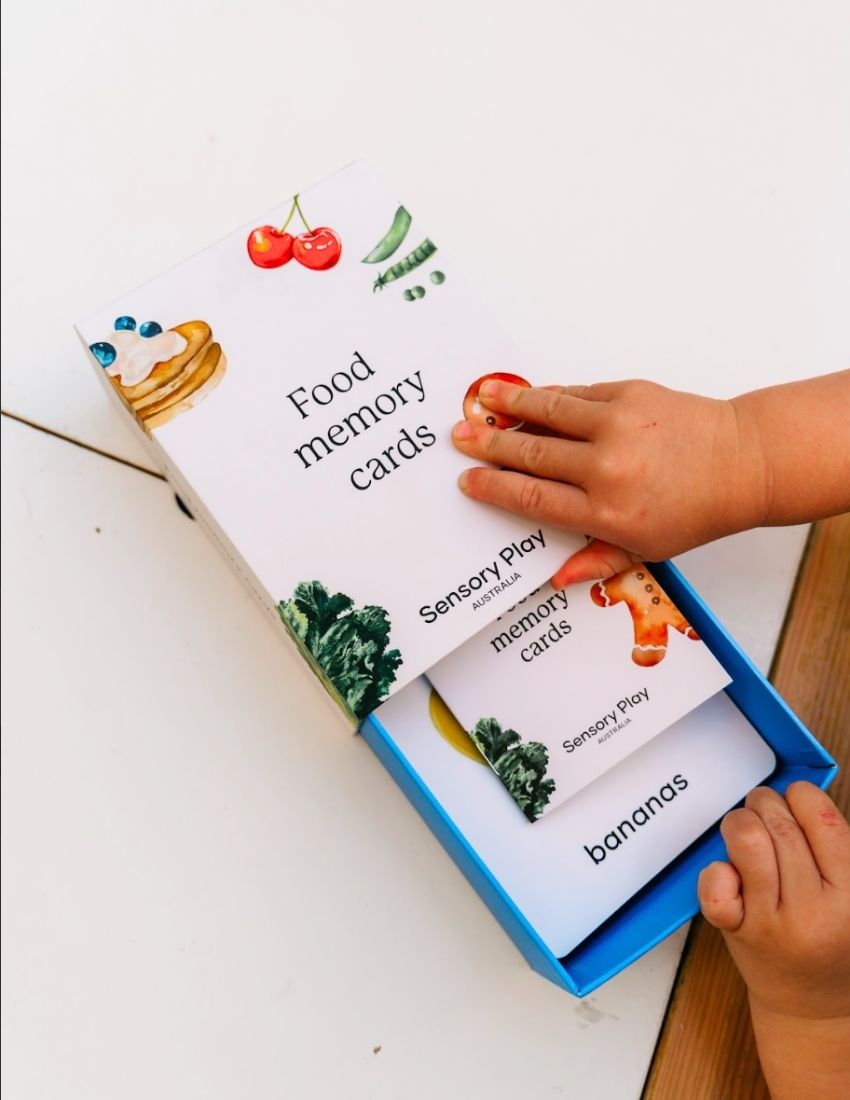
<box><xmin>114</xmin><ymin>316</ymin><xmax>136</xmax><ymax>331</ymax></box>
<box><xmin>89</xmin><ymin>341</ymin><xmax>117</xmax><ymax>368</ymax></box>
<box><xmin>139</xmin><ymin>321</ymin><xmax>162</xmax><ymax>338</ymax></box>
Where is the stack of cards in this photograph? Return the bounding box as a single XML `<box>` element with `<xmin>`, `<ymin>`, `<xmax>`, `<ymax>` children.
<box><xmin>379</xmin><ymin>679</ymin><xmax>775</xmax><ymax>957</ymax></box>
<box><xmin>428</xmin><ymin>570</ymin><xmax>731</xmax><ymax>821</ymax></box>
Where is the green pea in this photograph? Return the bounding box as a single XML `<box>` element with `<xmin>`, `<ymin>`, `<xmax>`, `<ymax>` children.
<box><xmin>412</xmin><ymin>285</ymin><xmax>426</xmax><ymax>299</ymax></box>
<box><xmin>373</xmin><ymin>238</ymin><xmax>437</xmax><ymax>292</ymax></box>
<box><xmin>429</xmin><ymin>270</ymin><xmax>446</xmax><ymax>285</ymax></box>
<box><xmin>402</xmin><ymin>288</ymin><xmax>416</xmax><ymax>301</ymax></box>
<box><xmin>362</xmin><ymin>206</ymin><xmax>412</xmax><ymax>264</ymax></box>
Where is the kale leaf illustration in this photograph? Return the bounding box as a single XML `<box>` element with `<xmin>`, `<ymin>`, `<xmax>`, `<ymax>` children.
<box><xmin>278</xmin><ymin>580</ymin><xmax>402</xmax><ymax>723</ymax></box>
<box><xmin>470</xmin><ymin>717</ymin><xmax>556</xmax><ymax>822</ymax></box>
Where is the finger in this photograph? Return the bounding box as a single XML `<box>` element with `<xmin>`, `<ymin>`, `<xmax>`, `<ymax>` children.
<box><xmin>452</xmin><ymin>421</ymin><xmax>590</xmax><ymax>483</ymax></box>
<box><xmin>458</xmin><ymin>467</ymin><xmax>593</xmax><ymax>531</ymax></box>
<box><xmin>524</xmin><ymin>383</ymin><xmax>618</xmax><ymax>438</ymax></box>
<box><xmin>698</xmin><ymin>861</ymin><xmax>744</xmax><ymax>932</ymax></box>
<box><xmin>744</xmin><ymin>786</ymin><xmax>822</xmax><ymax>904</ymax></box>
<box><xmin>477</xmin><ymin>380</ymin><xmax>604</xmax><ymax>438</ymax></box>
<box><xmin>720</xmin><ymin>807</ymin><xmax>780</xmax><ymax>916</ymax></box>
<box><xmin>550</xmin><ymin>540</ymin><xmax>640</xmax><ymax>588</ymax></box>
<box><xmin>543</xmin><ymin>383</ymin><xmax>619</xmax><ymax>402</ymax></box>
<box><xmin>784</xmin><ymin>781</ymin><xmax>850</xmax><ymax>888</ymax></box>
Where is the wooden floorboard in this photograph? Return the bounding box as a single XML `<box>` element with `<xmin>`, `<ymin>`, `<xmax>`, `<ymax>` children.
<box><xmin>643</xmin><ymin>514</ymin><xmax>850</xmax><ymax>1100</ymax></box>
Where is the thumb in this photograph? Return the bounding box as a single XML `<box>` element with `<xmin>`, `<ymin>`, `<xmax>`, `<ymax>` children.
<box><xmin>551</xmin><ymin>540</ymin><xmax>640</xmax><ymax>588</ymax></box>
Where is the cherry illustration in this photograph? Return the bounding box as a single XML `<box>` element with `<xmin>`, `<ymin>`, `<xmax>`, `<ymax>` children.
<box><xmin>247</xmin><ymin>194</ymin><xmax>341</xmax><ymax>273</ymax></box>
<box><xmin>247</xmin><ymin>226</ymin><xmax>294</xmax><ymax>269</ymax></box>
<box><xmin>293</xmin><ymin>227</ymin><xmax>342</xmax><ymax>271</ymax></box>
<box><xmin>463</xmin><ymin>372</ymin><xmax>531</xmax><ymax>430</ymax></box>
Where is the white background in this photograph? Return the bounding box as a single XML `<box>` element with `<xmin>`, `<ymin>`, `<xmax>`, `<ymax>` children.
<box><xmin>2</xmin><ymin>2</ymin><xmax>848</xmax><ymax>1097</ymax></box>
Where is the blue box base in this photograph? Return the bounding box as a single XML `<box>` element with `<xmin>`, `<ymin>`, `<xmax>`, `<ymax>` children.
<box><xmin>361</xmin><ymin>560</ymin><xmax>837</xmax><ymax>996</ymax></box>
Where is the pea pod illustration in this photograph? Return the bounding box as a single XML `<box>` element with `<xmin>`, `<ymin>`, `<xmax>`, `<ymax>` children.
<box><xmin>373</xmin><ymin>238</ymin><xmax>437</xmax><ymax>292</ymax></box>
<box><xmin>362</xmin><ymin>206</ymin><xmax>412</xmax><ymax>264</ymax></box>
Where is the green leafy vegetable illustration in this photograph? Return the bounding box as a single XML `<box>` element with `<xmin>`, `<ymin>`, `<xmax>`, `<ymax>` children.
<box><xmin>362</xmin><ymin>205</ymin><xmax>412</xmax><ymax>264</ymax></box>
<box><xmin>278</xmin><ymin>580</ymin><xmax>402</xmax><ymax>723</ymax></box>
<box><xmin>470</xmin><ymin>717</ymin><xmax>556</xmax><ymax>822</ymax></box>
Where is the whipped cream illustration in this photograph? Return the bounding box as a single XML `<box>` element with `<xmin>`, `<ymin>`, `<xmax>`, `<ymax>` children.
<box><xmin>89</xmin><ymin>316</ymin><xmax>187</xmax><ymax>387</ymax></box>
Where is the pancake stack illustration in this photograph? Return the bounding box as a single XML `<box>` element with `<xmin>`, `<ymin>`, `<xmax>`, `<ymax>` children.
<box><xmin>89</xmin><ymin>316</ymin><xmax>226</xmax><ymax>429</ymax></box>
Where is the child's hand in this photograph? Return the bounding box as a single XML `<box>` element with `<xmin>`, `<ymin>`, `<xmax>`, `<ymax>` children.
<box><xmin>452</xmin><ymin>378</ymin><xmax>769</xmax><ymax>586</ymax></box>
<box><xmin>452</xmin><ymin>371</ymin><xmax>850</xmax><ymax>587</ymax></box>
<box><xmin>699</xmin><ymin>782</ymin><xmax>850</xmax><ymax>1100</ymax></box>
<box><xmin>700</xmin><ymin>782</ymin><xmax>850</xmax><ymax>1017</ymax></box>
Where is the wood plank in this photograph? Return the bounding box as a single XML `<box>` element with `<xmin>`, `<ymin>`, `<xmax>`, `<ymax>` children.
<box><xmin>643</xmin><ymin>513</ymin><xmax>850</xmax><ymax>1100</ymax></box>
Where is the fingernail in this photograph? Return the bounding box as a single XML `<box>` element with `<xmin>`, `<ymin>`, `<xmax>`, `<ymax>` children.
<box><xmin>458</xmin><ymin>470</ymin><xmax>471</xmax><ymax>493</ymax></box>
<box><xmin>453</xmin><ymin>421</ymin><xmax>475</xmax><ymax>441</ymax></box>
<box><xmin>479</xmin><ymin>380</ymin><xmax>498</xmax><ymax>400</ymax></box>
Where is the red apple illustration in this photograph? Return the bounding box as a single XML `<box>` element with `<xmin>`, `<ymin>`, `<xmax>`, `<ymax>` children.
<box><xmin>463</xmin><ymin>372</ymin><xmax>531</xmax><ymax>430</ymax></box>
<box><xmin>293</xmin><ymin>227</ymin><xmax>342</xmax><ymax>271</ymax></box>
<box><xmin>247</xmin><ymin>226</ymin><xmax>294</xmax><ymax>269</ymax></box>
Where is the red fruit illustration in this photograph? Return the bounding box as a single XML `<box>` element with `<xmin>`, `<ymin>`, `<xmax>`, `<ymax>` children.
<box><xmin>247</xmin><ymin>226</ymin><xmax>294</xmax><ymax>269</ymax></box>
<box><xmin>247</xmin><ymin>195</ymin><xmax>341</xmax><ymax>273</ymax></box>
<box><xmin>463</xmin><ymin>372</ymin><xmax>531</xmax><ymax>430</ymax></box>
<box><xmin>293</xmin><ymin>227</ymin><xmax>342</xmax><ymax>271</ymax></box>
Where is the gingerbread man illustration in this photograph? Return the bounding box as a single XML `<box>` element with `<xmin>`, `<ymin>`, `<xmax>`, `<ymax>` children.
<box><xmin>590</xmin><ymin>565</ymin><xmax>699</xmax><ymax>667</ymax></box>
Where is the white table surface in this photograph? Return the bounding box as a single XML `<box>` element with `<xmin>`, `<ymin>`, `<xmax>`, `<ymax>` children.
<box><xmin>2</xmin><ymin>2</ymin><xmax>847</xmax><ymax>1097</ymax></box>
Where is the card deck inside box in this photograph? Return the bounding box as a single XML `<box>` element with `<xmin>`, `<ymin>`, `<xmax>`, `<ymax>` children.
<box><xmin>376</xmin><ymin>680</ymin><xmax>775</xmax><ymax>957</ymax></box>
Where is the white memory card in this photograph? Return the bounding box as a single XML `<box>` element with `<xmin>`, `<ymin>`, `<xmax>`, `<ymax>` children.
<box><xmin>428</xmin><ymin>575</ymin><xmax>731</xmax><ymax>819</ymax></box>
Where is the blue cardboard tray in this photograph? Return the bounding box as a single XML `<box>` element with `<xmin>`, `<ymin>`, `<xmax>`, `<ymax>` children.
<box><xmin>360</xmin><ymin>559</ymin><xmax>837</xmax><ymax>996</ymax></box>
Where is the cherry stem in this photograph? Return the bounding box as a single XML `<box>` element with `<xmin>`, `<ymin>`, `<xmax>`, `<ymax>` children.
<box><xmin>279</xmin><ymin>196</ymin><xmax>298</xmax><ymax>234</ymax></box>
<box><xmin>293</xmin><ymin>194</ymin><xmax>313</xmax><ymax>234</ymax></box>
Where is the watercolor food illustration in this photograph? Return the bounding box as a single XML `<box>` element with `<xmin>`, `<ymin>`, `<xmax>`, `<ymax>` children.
<box><xmin>463</xmin><ymin>373</ymin><xmax>531</xmax><ymax>430</ymax></box>
<box><xmin>361</xmin><ymin>205</ymin><xmax>412</xmax><ymax>263</ymax></box>
<box><xmin>277</xmin><ymin>580</ymin><xmax>402</xmax><ymax>723</ymax></box>
<box><xmin>469</xmin><ymin>717</ymin><xmax>556</xmax><ymax>822</ymax></box>
<box><xmin>591</xmin><ymin>565</ymin><xmax>701</xmax><ymax>668</ymax></box>
<box><xmin>362</xmin><ymin>205</ymin><xmax>446</xmax><ymax>301</ymax></box>
<box><xmin>428</xmin><ymin>689</ymin><xmax>487</xmax><ymax>764</ymax></box>
<box><xmin>247</xmin><ymin>195</ymin><xmax>342</xmax><ymax>271</ymax></box>
<box><xmin>371</xmin><ymin>238</ymin><xmax>437</xmax><ymax>293</ymax></box>
<box><xmin>89</xmin><ymin>316</ymin><xmax>226</xmax><ymax>430</ymax></box>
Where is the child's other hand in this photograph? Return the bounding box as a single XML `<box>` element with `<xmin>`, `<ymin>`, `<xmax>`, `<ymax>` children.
<box><xmin>699</xmin><ymin>782</ymin><xmax>850</xmax><ymax>1100</ymax></box>
<box><xmin>452</xmin><ymin>379</ymin><xmax>769</xmax><ymax>586</ymax></box>
<box><xmin>699</xmin><ymin>782</ymin><xmax>850</xmax><ymax>1018</ymax></box>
